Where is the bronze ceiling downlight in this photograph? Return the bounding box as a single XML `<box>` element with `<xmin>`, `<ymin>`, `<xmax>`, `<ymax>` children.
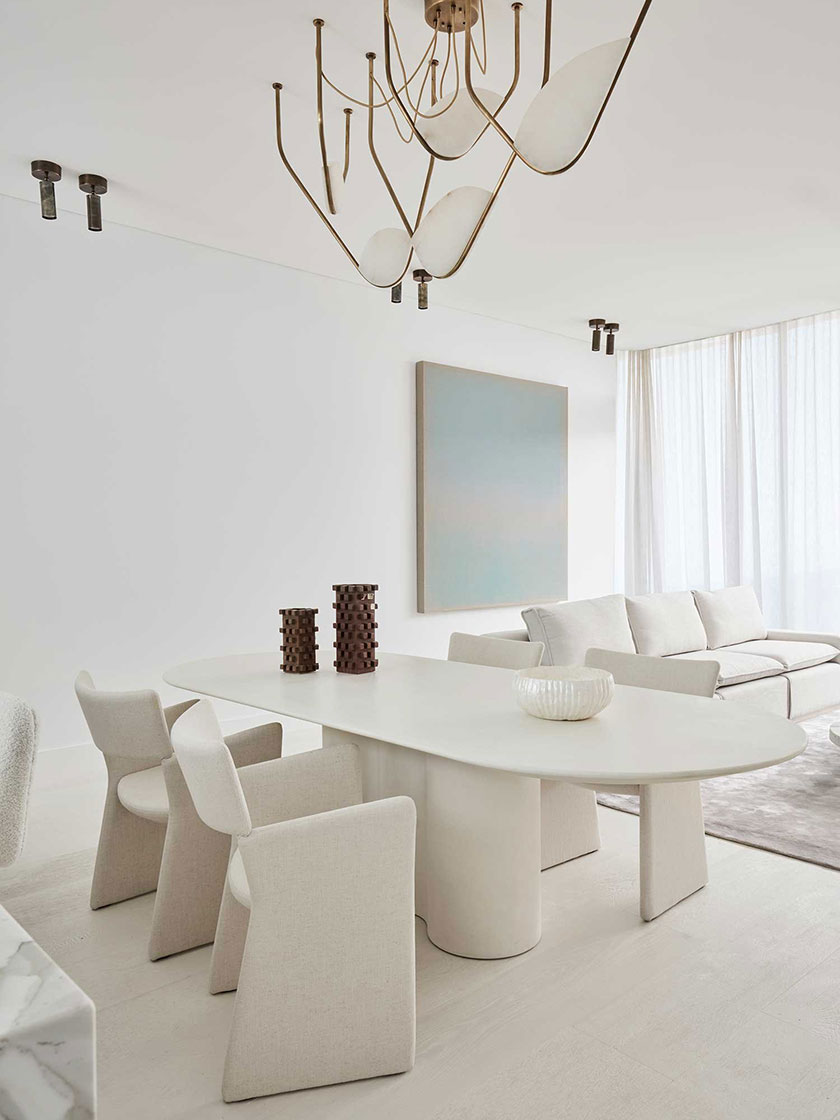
<box><xmin>31</xmin><ymin>160</ymin><xmax>62</xmax><ymax>220</ymax></box>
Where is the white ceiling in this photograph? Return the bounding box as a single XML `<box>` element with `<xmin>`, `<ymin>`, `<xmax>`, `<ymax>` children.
<box><xmin>3</xmin><ymin>0</ymin><xmax>840</xmax><ymax>349</ymax></box>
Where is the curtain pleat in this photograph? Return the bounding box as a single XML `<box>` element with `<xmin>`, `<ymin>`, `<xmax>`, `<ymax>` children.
<box><xmin>618</xmin><ymin>310</ymin><xmax>840</xmax><ymax>628</ymax></box>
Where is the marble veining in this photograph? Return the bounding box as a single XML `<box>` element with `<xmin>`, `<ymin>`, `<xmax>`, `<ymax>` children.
<box><xmin>0</xmin><ymin>907</ymin><xmax>95</xmax><ymax>1119</ymax></box>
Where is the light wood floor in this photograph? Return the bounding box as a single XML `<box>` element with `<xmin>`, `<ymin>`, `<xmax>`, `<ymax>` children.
<box><xmin>5</xmin><ymin>734</ymin><xmax>840</xmax><ymax>1120</ymax></box>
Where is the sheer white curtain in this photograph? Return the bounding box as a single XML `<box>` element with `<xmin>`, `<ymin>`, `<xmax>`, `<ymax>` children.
<box><xmin>617</xmin><ymin>309</ymin><xmax>840</xmax><ymax>628</ymax></box>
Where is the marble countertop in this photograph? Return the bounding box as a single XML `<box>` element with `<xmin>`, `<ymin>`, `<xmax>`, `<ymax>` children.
<box><xmin>0</xmin><ymin>905</ymin><xmax>95</xmax><ymax>1119</ymax></box>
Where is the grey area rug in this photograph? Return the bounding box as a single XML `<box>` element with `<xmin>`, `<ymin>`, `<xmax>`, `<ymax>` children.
<box><xmin>597</xmin><ymin>708</ymin><xmax>840</xmax><ymax>871</ymax></box>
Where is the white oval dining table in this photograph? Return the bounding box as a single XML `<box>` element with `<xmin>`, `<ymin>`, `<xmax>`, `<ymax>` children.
<box><xmin>164</xmin><ymin>652</ymin><xmax>806</xmax><ymax>960</ymax></box>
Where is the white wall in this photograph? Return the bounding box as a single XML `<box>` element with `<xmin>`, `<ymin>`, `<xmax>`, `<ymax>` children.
<box><xmin>0</xmin><ymin>194</ymin><xmax>617</xmax><ymax>749</ymax></box>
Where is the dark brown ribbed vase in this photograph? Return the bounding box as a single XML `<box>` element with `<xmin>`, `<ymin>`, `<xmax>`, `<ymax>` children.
<box><xmin>332</xmin><ymin>584</ymin><xmax>379</xmax><ymax>674</ymax></box>
<box><xmin>279</xmin><ymin>608</ymin><xmax>319</xmax><ymax>673</ymax></box>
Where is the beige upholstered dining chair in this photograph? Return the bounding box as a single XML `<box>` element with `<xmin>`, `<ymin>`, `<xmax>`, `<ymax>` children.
<box><xmin>447</xmin><ymin>632</ymin><xmax>601</xmax><ymax>870</ymax></box>
<box><xmin>74</xmin><ymin>671</ymin><xmax>283</xmax><ymax>960</ymax></box>
<box><xmin>583</xmin><ymin>647</ymin><xmax>720</xmax><ymax>920</ymax></box>
<box><xmin>584</xmin><ymin>647</ymin><xmax>720</xmax><ymax>697</ymax></box>
<box><xmin>448</xmin><ymin>632</ymin><xmax>545</xmax><ymax>670</ymax></box>
<box><xmin>0</xmin><ymin>693</ymin><xmax>37</xmax><ymax>868</ymax></box>
<box><xmin>171</xmin><ymin>700</ymin><xmax>416</xmax><ymax>1102</ymax></box>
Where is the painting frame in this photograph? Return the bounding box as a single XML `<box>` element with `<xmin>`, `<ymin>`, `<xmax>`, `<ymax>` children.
<box><xmin>416</xmin><ymin>361</ymin><xmax>568</xmax><ymax>614</ymax></box>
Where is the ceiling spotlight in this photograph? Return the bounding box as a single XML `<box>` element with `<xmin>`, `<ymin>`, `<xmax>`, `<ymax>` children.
<box><xmin>604</xmin><ymin>322</ymin><xmax>620</xmax><ymax>355</ymax></box>
<box><xmin>391</xmin><ymin>282</ymin><xmax>402</xmax><ymax>304</ymax></box>
<box><xmin>31</xmin><ymin>160</ymin><xmax>62</xmax><ymax>220</ymax></box>
<box><xmin>589</xmin><ymin>318</ymin><xmax>606</xmax><ymax>352</ymax></box>
<box><xmin>78</xmin><ymin>174</ymin><xmax>108</xmax><ymax>232</ymax></box>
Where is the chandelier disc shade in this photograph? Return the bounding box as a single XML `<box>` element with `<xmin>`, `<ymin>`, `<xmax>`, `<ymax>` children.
<box><xmin>271</xmin><ymin>0</ymin><xmax>653</xmax><ymax>305</ymax></box>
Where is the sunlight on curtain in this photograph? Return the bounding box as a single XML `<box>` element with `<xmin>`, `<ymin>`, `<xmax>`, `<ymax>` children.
<box><xmin>617</xmin><ymin>310</ymin><xmax>840</xmax><ymax>628</ymax></box>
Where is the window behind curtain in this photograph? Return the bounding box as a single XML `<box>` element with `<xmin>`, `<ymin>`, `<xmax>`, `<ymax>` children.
<box><xmin>617</xmin><ymin>310</ymin><xmax>840</xmax><ymax>629</ymax></box>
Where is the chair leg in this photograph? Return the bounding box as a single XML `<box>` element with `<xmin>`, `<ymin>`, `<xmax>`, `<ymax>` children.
<box><xmin>639</xmin><ymin>780</ymin><xmax>708</xmax><ymax>921</ymax></box>
<box><xmin>90</xmin><ymin>770</ymin><xmax>166</xmax><ymax>910</ymax></box>
<box><xmin>540</xmin><ymin>780</ymin><xmax>601</xmax><ymax>870</ymax></box>
<box><xmin>147</xmin><ymin>759</ymin><xmax>231</xmax><ymax>961</ymax></box>
<box><xmin>209</xmin><ymin>876</ymin><xmax>250</xmax><ymax>995</ymax></box>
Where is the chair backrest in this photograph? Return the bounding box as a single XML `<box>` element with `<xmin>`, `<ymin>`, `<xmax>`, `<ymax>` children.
<box><xmin>170</xmin><ymin>700</ymin><xmax>252</xmax><ymax>838</ymax></box>
<box><xmin>75</xmin><ymin>671</ymin><xmax>173</xmax><ymax>762</ymax></box>
<box><xmin>0</xmin><ymin>693</ymin><xmax>37</xmax><ymax>868</ymax></box>
<box><xmin>448</xmin><ymin>632</ymin><xmax>545</xmax><ymax>670</ymax></box>
<box><xmin>584</xmin><ymin>648</ymin><xmax>719</xmax><ymax>697</ymax></box>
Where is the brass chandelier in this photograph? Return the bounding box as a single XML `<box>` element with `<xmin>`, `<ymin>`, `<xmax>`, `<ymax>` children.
<box><xmin>272</xmin><ymin>0</ymin><xmax>652</xmax><ymax>307</ymax></box>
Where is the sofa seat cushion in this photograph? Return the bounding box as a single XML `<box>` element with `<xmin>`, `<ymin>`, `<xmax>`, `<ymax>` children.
<box><xmin>669</xmin><ymin>648</ymin><xmax>783</xmax><ymax>687</ymax></box>
<box><xmin>625</xmin><ymin>591</ymin><xmax>708</xmax><ymax>657</ymax></box>
<box><xmin>693</xmin><ymin>585</ymin><xmax>767</xmax><ymax>648</ymax></box>
<box><xmin>522</xmin><ymin>594</ymin><xmax>635</xmax><ymax>666</ymax></box>
<box><xmin>723</xmin><ymin>639</ymin><xmax>839</xmax><ymax>672</ymax></box>
<box><xmin>716</xmin><ymin>676</ymin><xmax>790</xmax><ymax>717</ymax></box>
<box><xmin>786</xmin><ymin>663</ymin><xmax>840</xmax><ymax>720</ymax></box>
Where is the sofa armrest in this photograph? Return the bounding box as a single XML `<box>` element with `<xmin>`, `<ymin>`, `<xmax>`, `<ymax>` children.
<box><xmin>765</xmin><ymin>629</ymin><xmax>840</xmax><ymax>658</ymax></box>
<box><xmin>482</xmin><ymin>629</ymin><xmax>530</xmax><ymax>643</ymax></box>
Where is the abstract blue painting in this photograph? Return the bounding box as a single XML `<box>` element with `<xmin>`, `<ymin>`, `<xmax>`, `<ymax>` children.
<box><xmin>416</xmin><ymin>362</ymin><xmax>568</xmax><ymax>612</ymax></box>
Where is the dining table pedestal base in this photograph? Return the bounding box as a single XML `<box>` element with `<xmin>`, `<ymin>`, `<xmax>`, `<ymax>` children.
<box><xmin>323</xmin><ymin>728</ymin><xmax>542</xmax><ymax>959</ymax></box>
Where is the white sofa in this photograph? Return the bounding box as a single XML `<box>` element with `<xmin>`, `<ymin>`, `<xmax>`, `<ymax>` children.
<box><xmin>488</xmin><ymin>585</ymin><xmax>840</xmax><ymax>719</ymax></box>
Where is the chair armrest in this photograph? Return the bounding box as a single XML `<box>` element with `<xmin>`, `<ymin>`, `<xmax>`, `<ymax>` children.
<box><xmin>239</xmin><ymin>795</ymin><xmax>416</xmax><ymax>903</ymax></box>
<box><xmin>163</xmin><ymin>698</ymin><xmax>199</xmax><ymax>733</ymax></box>
<box><xmin>224</xmin><ymin>722</ymin><xmax>284</xmax><ymax>769</ymax></box>
<box><xmin>237</xmin><ymin>743</ymin><xmax>362</xmax><ymax>829</ymax></box>
<box><xmin>765</xmin><ymin>629</ymin><xmax>840</xmax><ymax>657</ymax></box>
<box><xmin>482</xmin><ymin>629</ymin><xmax>530</xmax><ymax>643</ymax></box>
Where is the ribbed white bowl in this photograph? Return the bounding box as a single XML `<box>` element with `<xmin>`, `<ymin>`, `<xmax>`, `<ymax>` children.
<box><xmin>513</xmin><ymin>665</ymin><xmax>614</xmax><ymax>721</ymax></box>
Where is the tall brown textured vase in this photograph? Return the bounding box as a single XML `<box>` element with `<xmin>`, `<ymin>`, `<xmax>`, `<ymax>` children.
<box><xmin>332</xmin><ymin>585</ymin><xmax>379</xmax><ymax>674</ymax></box>
<box><xmin>279</xmin><ymin>608</ymin><xmax>319</xmax><ymax>673</ymax></box>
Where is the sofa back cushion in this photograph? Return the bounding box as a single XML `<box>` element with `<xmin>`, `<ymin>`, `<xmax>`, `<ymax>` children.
<box><xmin>692</xmin><ymin>585</ymin><xmax>767</xmax><ymax>649</ymax></box>
<box><xmin>625</xmin><ymin>591</ymin><xmax>707</xmax><ymax>657</ymax></box>
<box><xmin>522</xmin><ymin>594</ymin><xmax>636</xmax><ymax>666</ymax></box>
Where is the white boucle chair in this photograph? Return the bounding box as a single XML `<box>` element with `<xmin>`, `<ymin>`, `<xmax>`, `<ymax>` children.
<box><xmin>171</xmin><ymin>699</ymin><xmax>416</xmax><ymax>1103</ymax></box>
<box><xmin>74</xmin><ymin>671</ymin><xmax>283</xmax><ymax>961</ymax></box>
<box><xmin>448</xmin><ymin>632</ymin><xmax>601</xmax><ymax>871</ymax></box>
<box><xmin>583</xmin><ymin>648</ymin><xmax>720</xmax><ymax>920</ymax></box>
<box><xmin>0</xmin><ymin>693</ymin><xmax>37</xmax><ymax>868</ymax></box>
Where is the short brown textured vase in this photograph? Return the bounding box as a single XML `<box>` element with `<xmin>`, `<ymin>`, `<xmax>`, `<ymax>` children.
<box><xmin>279</xmin><ymin>608</ymin><xmax>319</xmax><ymax>673</ymax></box>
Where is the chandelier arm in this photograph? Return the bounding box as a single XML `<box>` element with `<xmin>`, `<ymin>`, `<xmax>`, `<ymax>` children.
<box><xmin>383</xmin><ymin>0</ymin><xmax>461</xmax><ymax>158</ymax></box>
<box><xmin>415</xmin><ymin>155</ymin><xmax>436</xmax><ymax>228</ymax></box>
<box><xmin>473</xmin><ymin>0</ymin><xmax>489</xmax><ymax>76</ymax></box>
<box><xmin>367</xmin><ymin>54</ymin><xmax>414</xmax><ymax>235</ymax></box>
<box><xmin>273</xmin><ymin>85</ymin><xmax>415</xmax><ymax>289</ymax></box>
<box><xmin>313</xmin><ymin>20</ymin><xmax>337</xmax><ymax>214</ymax></box>
<box><xmin>343</xmin><ymin>108</ymin><xmax>352</xmax><ymax>180</ymax></box>
<box><xmin>463</xmin><ymin>0</ymin><xmax>653</xmax><ymax>177</ymax></box>
<box><xmin>451</xmin><ymin>8</ymin><xmax>461</xmax><ymax>98</ymax></box>
<box><xmin>321</xmin><ymin>25</ymin><xmax>437</xmax><ymax>111</ymax></box>
<box><xmin>381</xmin><ymin>0</ymin><xmax>520</xmax><ymax>162</ymax></box>
<box><xmin>542</xmin><ymin>0</ymin><xmax>552</xmax><ymax>88</ymax></box>
<box><xmin>372</xmin><ymin>75</ymin><xmax>416</xmax><ymax>142</ymax></box>
<box><xmin>388</xmin><ymin>11</ymin><xmax>457</xmax><ymax>122</ymax></box>
<box><xmin>437</xmin><ymin>26</ymin><xmax>453</xmax><ymax>100</ymax></box>
<box><xmin>495</xmin><ymin>2</ymin><xmax>522</xmax><ymax>116</ymax></box>
<box><xmin>272</xmin><ymin>84</ymin><xmax>358</xmax><ymax>268</ymax></box>
<box><xmin>434</xmin><ymin>151</ymin><xmax>517</xmax><ymax>280</ymax></box>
